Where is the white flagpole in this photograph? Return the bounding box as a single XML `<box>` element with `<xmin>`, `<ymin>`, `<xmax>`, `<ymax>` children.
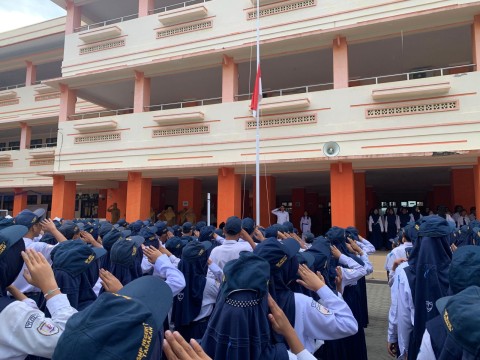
<box><xmin>255</xmin><ymin>0</ymin><xmax>261</xmax><ymax>226</ymax></box>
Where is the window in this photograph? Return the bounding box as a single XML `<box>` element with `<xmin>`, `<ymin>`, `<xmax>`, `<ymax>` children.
<box><xmin>46</xmin><ymin>138</ymin><xmax>57</xmax><ymax>147</ymax></box>
<box><xmin>8</xmin><ymin>141</ymin><xmax>20</xmax><ymax>150</ymax></box>
<box><xmin>41</xmin><ymin>195</ymin><xmax>52</xmax><ymax>211</ymax></box>
<box><xmin>27</xmin><ymin>195</ymin><xmax>38</xmax><ymax>205</ymax></box>
<box><xmin>30</xmin><ymin>139</ymin><xmax>43</xmax><ymax>149</ymax></box>
<box><xmin>0</xmin><ymin>143</ymin><xmax>6</xmax><ymax>151</ymax></box>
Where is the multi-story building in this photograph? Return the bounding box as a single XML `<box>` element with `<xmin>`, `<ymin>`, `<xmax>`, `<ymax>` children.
<box><xmin>1</xmin><ymin>0</ymin><xmax>480</xmax><ymax>235</ymax></box>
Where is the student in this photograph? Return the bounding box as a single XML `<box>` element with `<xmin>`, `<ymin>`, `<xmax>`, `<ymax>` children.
<box><xmin>384</xmin><ymin>207</ymin><xmax>400</xmax><ymax>249</ymax></box>
<box><xmin>412</xmin><ymin>206</ymin><xmax>423</xmax><ymax>221</ymax></box>
<box><xmin>468</xmin><ymin>206</ymin><xmax>476</xmax><ymax>221</ymax></box>
<box><xmin>398</xmin><ymin>207</ymin><xmax>414</xmax><ymax>229</ymax></box>
<box><xmin>396</xmin><ymin>216</ymin><xmax>453</xmax><ymax>360</ymax></box>
<box><xmin>107</xmin><ymin>203</ymin><xmax>121</xmax><ymax>224</ymax></box>
<box><xmin>417</xmin><ymin>245</ymin><xmax>480</xmax><ymax>359</ymax></box>
<box><xmin>172</xmin><ymin>242</ymin><xmax>222</xmax><ymax>341</ymax></box>
<box><xmin>52</xmin><ymin>276</ymin><xmax>173</xmax><ymax>360</ymax></box>
<box><xmin>456</xmin><ymin>209</ymin><xmax>470</xmax><ymax>228</ymax></box>
<box><xmin>368</xmin><ymin>208</ymin><xmax>384</xmax><ymax>250</ymax></box>
<box><xmin>12</xmin><ymin>210</ymin><xmax>67</xmax><ymax>304</ymax></box>
<box><xmin>0</xmin><ymin>225</ymin><xmax>77</xmax><ymax>359</ymax></box>
<box><xmin>300</xmin><ymin>211</ymin><xmax>312</xmax><ymax>234</ymax></box>
<box><xmin>272</xmin><ymin>205</ymin><xmax>290</xmax><ymax>225</ymax></box>
<box><xmin>254</xmin><ymin>237</ymin><xmax>358</xmax><ymax>353</ymax></box>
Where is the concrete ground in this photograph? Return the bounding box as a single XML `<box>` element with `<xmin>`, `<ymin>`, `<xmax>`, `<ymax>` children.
<box><xmin>366</xmin><ymin>250</ymin><xmax>391</xmax><ymax>360</ymax></box>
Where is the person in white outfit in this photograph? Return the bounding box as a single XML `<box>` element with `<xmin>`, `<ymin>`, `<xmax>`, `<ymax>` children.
<box><xmin>272</xmin><ymin>206</ymin><xmax>290</xmax><ymax>225</ymax></box>
<box><xmin>300</xmin><ymin>211</ymin><xmax>312</xmax><ymax>234</ymax></box>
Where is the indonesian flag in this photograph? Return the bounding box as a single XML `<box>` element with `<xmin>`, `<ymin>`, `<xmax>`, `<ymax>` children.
<box><xmin>250</xmin><ymin>64</ymin><xmax>262</xmax><ymax>116</ymax></box>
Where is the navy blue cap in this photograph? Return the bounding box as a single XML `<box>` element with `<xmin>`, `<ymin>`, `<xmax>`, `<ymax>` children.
<box><xmin>40</xmin><ymin>233</ymin><xmax>58</xmax><ymax>245</ymax></box>
<box><xmin>436</xmin><ymin>286</ymin><xmax>480</xmax><ymax>358</ymax></box>
<box><xmin>325</xmin><ymin>226</ymin><xmax>346</xmax><ymax>242</ymax></box>
<box><xmin>116</xmin><ymin>218</ymin><xmax>128</xmax><ymax>227</ymax></box>
<box><xmin>182</xmin><ymin>222</ymin><xmax>193</xmax><ymax>233</ymax></box>
<box><xmin>253</xmin><ymin>237</ymin><xmax>300</xmax><ymax>271</ymax></box>
<box><xmin>222</xmin><ymin>252</ymin><xmax>270</xmax><ymax>298</ymax></box>
<box><xmin>154</xmin><ymin>222</ymin><xmax>168</xmax><ymax>236</ymax></box>
<box><xmin>195</xmin><ymin>221</ymin><xmax>207</xmax><ymax>232</ymax></box>
<box><xmin>241</xmin><ymin>218</ymin><xmax>255</xmax><ymax>235</ymax></box>
<box><xmin>199</xmin><ymin>226</ymin><xmax>215</xmax><ymax>242</ymax></box>
<box><xmin>345</xmin><ymin>226</ymin><xmax>359</xmax><ymax>241</ymax></box>
<box><xmin>449</xmin><ymin>245</ymin><xmax>480</xmax><ymax>294</ymax></box>
<box><xmin>264</xmin><ymin>225</ymin><xmax>279</xmax><ymax>238</ymax></box>
<box><xmin>418</xmin><ymin>215</ymin><xmax>455</xmax><ymax>237</ymax></box>
<box><xmin>214</xmin><ymin>228</ymin><xmax>224</xmax><ymax>237</ymax></box>
<box><xmin>403</xmin><ymin>223</ymin><xmax>419</xmax><ymax>243</ymax></box>
<box><xmin>296</xmin><ymin>251</ymin><xmax>315</xmax><ymax>268</ymax></box>
<box><xmin>128</xmin><ymin>220</ymin><xmax>144</xmax><ymax>235</ymax></box>
<box><xmin>140</xmin><ymin>226</ymin><xmax>159</xmax><ymax>248</ymax></box>
<box><xmin>172</xmin><ymin>225</ymin><xmax>182</xmax><ymax>237</ymax></box>
<box><xmin>102</xmin><ymin>229</ymin><xmax>122</xmax><ymax>251</ymax></box>
<box><xmin>98</xmin><ymin>222</ymin><xmax>113</xmax><ymax>238</ymax></box>
<box><xmin>52</xmin><ymin>240</ymin><xmax>107</xmax><ymax>277</ymax></box>
<box><xmin>0</xmin><ymin>225</ymin><xmax>28</xmax><ymax>260</ymax></box>
<box><xmin>14</xmin><ymin>209</ymin><xmax>42</xmax><ymax>227</ymax></box>
<box><xmin>165</xmin><ymin>236</ymin><xmax>187</xmax><ymax>257</ymax></box>
<box><xmin>283</xmin><ymin>221</ymin><xmax>294</xmax><ymax>233</ymax></box>
<box><xmin>52</xmin><ymin>276</ymin><xmax>173</xmax><ymax>360</ymax></box>
<box><xmin>225</xmin><ymin>216</ymin><xmax>242</xmax><ymax>235</ymax></box>
<box><xmin>0</xmin><ymin>217</ymin><xmax>14</xmax><ymax>231</ymax></box>
<box><xmin>59</xmin><ymin>223</ymin><xmax>81</xmax><ymax>240</ymax></box>
<box><xmin>110</xmin><ymin>236</ymin><xmax>144</xmax><ymax>267</ymax></box>
<box><xmin>303</xmin><ymin>231</ymin><xmax>315</xmax><ymax>244</ymax></box>
<box><xmin>181</xmin><ymin>241</ymin><xmax>212</xmax><ymax>262</ymax></box>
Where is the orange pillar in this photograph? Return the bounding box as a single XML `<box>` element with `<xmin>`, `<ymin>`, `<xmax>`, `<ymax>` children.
<box><xmin>451</xmin><ymin>168</ymin><xmax>475</xmax><ymax>211</ymax></box>
<box><xmin>134</xmin><ymin>71</ymin><xmax>151</xmax><ymax>113</ymax></box>
<box><xmin>25</xmin><ymin>61</ymin><xmax>36</xmax><ymax>86</ymax></box>
<box><xmin>292</xmin><ymin>188</ymin><xmax>306</xmax><ymax>232</ymax></box>
<box><xmin>333</xmin><ymin>36</ymin><xmax>349</xmax><ymax>89</ymax></box>
<box><xmin>217</xmin><ymin>167</ymin><xmax>241</xmax><ymax>224</ymax></box>
<box><xmin>65</xmin><ymin>0</ymin><xmax>82</xmax><ymax>35</ymax></box>
<box><xmin>19</xmin><ymin>123</ymin><xmax>31</xmax><ymax>150</ymax></box>
<box><xmin>354</xmin><ymin>172</ymin><xmax>367</xmax><ymax>236</ymax></box>
<box><xmin>474</xmin><ymin>158</ymin><xmax>480</xmax><ymax>215</ymax></box>
<box><xmin>330</xmin><ymin>162</ymin><xmax>355</xmax><ymax>227</ymax></box>
<box><xmin>473</xmin><ymin>15</ymin><xmax>480</xmax><ymax>71</ymax></box>
<box><xmin>97</xmin><ymin>189</ymin><xmax>108</xmax><ymax>218</ymax></box>
<box><xmin>222</xmin><ymin>55</ymin><xmax>238</xmax><ymax>103</ymax></box>
<box><xmin>126</xmin><ymin>172</ymin><xmax>152</xmax><ymax>222</ymax></box>
<box><xmin>107</xmin><ymin>182</ymin><xmax>128</xmax><ymax>222</ymax></box>
<box><xmin>51</xmin><ymin>175</ymin><xmax>76</xmax><ymax>219</ymax></box>
<box><xmin>252</xmin><ymin>175</ymin><xmax>276</xmax><ymax>227</ymax></box>
<box><xmin>13</xmin><ymin>188</ymin><xmax>28</xmax><ymax>216</ymax></box>
<box><xmin>138</xmin><ymin>0</ymin><xmax>154</xmax><ymax>16</ymax></box>
<box><xmin>59</xmin><ymin>84</ymin><xmax>77</xmax><ymax>122</ymax></box>
<box><xmin>178</xmin><ymin>179</ymin><xmax>202</xmax><ymax>223</ymax></box>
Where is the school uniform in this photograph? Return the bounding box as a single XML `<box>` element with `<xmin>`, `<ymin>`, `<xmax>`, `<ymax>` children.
<box><xmin>356</xmin><ymin>238</ymin><xmax>376</xmax><ymax>255</ymax></box>
<box><xmin>271</xmin><ymin>208</ymin><xmax>289</xmax><ymax>224</ymax></box>
<box><xmin>208</xmin><ymin>240</ymin><xmax>247</xmax><ymax>269</ymax></box>
<box><xmin>368</xmin><ymin>214</ymin><xmax>384</xmax><ymax>250</ymax></box>
<box><xmin>300</xmin><ymin>216</ymin><xmax>312</xmax><ymax>234</ymax></box>
<box><xmin>152</xmin><ymin>254</ymin><xmax>186</xmax><ymax>297</ymax></box>
<box><xmin>385</xmin><ymin>214</ymin><xmax>400</xmax><ymax>238</ymax></box>
<box><xmin>456</xmin><ymin>215</ymin><xmax>470</xmax><ymax>228</ymax></box>
<box><xmin>0</xmin><ymin>295</ymin><xmax>77</xmax><ymax>360</ymax></box>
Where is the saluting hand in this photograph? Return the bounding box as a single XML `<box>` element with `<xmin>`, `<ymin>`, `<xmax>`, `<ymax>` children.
<box><xmin>99</xmin><ymin>269</ymin><xmax>123</xmax><ymax>293</ymax></box>
<box><xmin>335</xmin><ymin>266</ymin><xmax>343</xmax><ymax>294</ymax></box>
<box><xmin>331</xmin><ymin>245</ymin><xmax>342</xmax><ymax>259</ymax></box>
<box><xmin>22</xmin><ymin>249</ymin><xmax>57</xmax><ymax>294</ymax></box>
<box><xmin>143</xmin><ymin>245</ymin><xmax>163</xmax><ymax>264</ymax></box>
<box><xmin>296</xmin><ymin>264</ymin><xmax>325</xmax><ymax>292</ymax></box>
<box><xmin>163</xmin><ymin>330</ymin><xmax>212</xmax><ymax>360</ymax></box>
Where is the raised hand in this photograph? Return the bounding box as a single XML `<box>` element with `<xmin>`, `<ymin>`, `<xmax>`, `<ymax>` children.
<box><xmin>296</xmin><ymin>264</ymin><xmax>325</xmax><ymax>292</ymax></box>
<box><xmin>163</xmin><ymin>330</ymin><xmax>212</xmax><ymax>360</ymax></box>
<box><xmin>99</xmin><ymin>269</ymin><xmax>123</xmax><ymax>293</ymax></box>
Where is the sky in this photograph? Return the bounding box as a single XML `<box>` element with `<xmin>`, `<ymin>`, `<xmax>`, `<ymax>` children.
<box><xmin>0</xmin><ymin>0</ymin><xmax>66</xmax><ymax>33</ymax></box>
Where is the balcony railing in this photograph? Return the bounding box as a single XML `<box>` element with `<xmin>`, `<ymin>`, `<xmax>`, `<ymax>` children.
<box><xmin>145</xmin><ymin>97</ymin><xmax>222</xmax><ymax>111</ymax></box>
<box><xmin>68</xmin><ymin>108</ymin><xmax>134</xmax><ymax>121</ymax></box>
<box><xmin>349</xmin><ymin>64</ymin><xmax>476</xmax><ymax>86</ymax></box>
<box><xmin>74</xmin><ymin>13</ymin><xmax>138</xmax><ymax>33</ymax></box>
<box><xmin>0</xmin><ymin>146</ymin><xmax>19</xmax><ymax>152</ymax></box>
<box><xmin>235</xmin><ymin>82</ymin><xmax>334</xmax><ymax>101</ymax></box>
<box><xmin>149</xmin><ymin>0</ymin><xmax>212</xmax><ymax>14</ymax></box>
<box><xmin>0</xmin><ymin>83</ymin><xmax>25</xmax><ymax>91</ymax></box>
<box><xmin>30</xmin><ymin>142</ymin><xmax>57</xmax><ymax>149</ymax></box>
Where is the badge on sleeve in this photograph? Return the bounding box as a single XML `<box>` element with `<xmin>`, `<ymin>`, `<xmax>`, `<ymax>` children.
<box><xmin>37</xmin><ymin>321</ymin><xmax>59</xmax><ymax>336</ymax></box>
<box><xmin>311</xmin><ymin>300</ymin><xmax>332</xmax><ymax>315</ymax></box>
<box><xmin>25</xmin><ymin>314</ymin><xmax>40</xmax><ymax>328</ymax></box>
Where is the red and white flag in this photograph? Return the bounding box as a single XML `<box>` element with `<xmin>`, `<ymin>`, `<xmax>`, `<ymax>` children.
<box><xmin>250</xmin><ymin>64</ymin><xmax>262</xmax><ymax>116</ymax></box>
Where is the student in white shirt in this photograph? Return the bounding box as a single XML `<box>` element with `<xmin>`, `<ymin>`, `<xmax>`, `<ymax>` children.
<box><xmin>300</xmin><ymin>211</ymin><xmax>312</xmax><ymax>234</ymax></box>
<box><xmin>0</xmin><ymin>225</ymin><xmax>77</xmax><ymax>360</ymax></box>
<box><xmin>272</xmin><ymin>205</ymin><xmax>290</xmax><ymax>225</ymax></box>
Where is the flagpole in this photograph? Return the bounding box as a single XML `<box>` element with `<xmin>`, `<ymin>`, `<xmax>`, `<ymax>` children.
<box><xmin>255</xmin><ymin>0</ymin><xmax>261</xmax><ymax>226</ymax></box>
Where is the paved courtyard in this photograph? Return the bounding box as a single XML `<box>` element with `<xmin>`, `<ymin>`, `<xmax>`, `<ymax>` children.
<box><xmin>365</xmin><ymin>281</ymin><xmax>391</xmax><ymax>360</ymax></box>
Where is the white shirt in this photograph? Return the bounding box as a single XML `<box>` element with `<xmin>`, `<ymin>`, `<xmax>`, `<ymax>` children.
<box><xmin>0</xmin><ymin>294</ymin><xmax>77</xmax><ymax>360</ymax></box>
<box><xmin>152</xmin><ymin>254</ymin><xmax>186</xmax><ymax>297</ymax></box>
<box><xmin>193</xmin><ymin>263</ymin><xmax>222</xmax><ymax>322</ymax></box>
<box><xmin>338</xmin><ymin>254</ymin><xmax>368</xmax><ymax>292</ymax></box>
<box><xmin>387</xmin><ymin>261</ymin><xmax>409</xmax><ymax>343</ymax></box>
<box><xmin>368</xmin><ymin>215</ymin><xmax>384</xmax><ymax>232</ymax></box>
<box><xmin>293</xmin><ymin>286</ymin><xmax>358</xmax><ymax>353</ymax></box>
<box><xmin>456</xmin><ymin>216</ymin><xmax>470</xmax><ymax>228</ymax></box>
<box><xmin>385</xmin><ymin>243</ymin><xmax>412</xmax><ymax>273</ymax></box>
<box><xmin>208</xmin><ymin>240</ymin><xmax>247</xmax><ymax>270</ymax></box>
<box><xmin>299</xmin><ymin>217</ymin><xmax>311</xmax><ymax>233</ymax></box>
<box><xmin>11</xmin><ymin>237</ymin><xmax>56</xmax><ymax>294</ymax></box>
<box><xmin>271</xmin><ymin>208</ymin><xmax>289</xmax><ymax>224</ymax></box>
<box><xmin>397</xmin><ymin>264</ymin><xmax>415</xmax><ymax>358</ymax></box>
<box><xmin>417</xmin><ymin>329</ymin><xmax>436</xmax><ymax>360</ymax></box>
<box><xmin>356</xmin><ymin>238</ymin><xmax>376</xmax><ymax>255</ymax></box>
<box><xmin>384</xmin><ymin>215</ymin><xmax>400</xmax><ymax>232</ymax></box>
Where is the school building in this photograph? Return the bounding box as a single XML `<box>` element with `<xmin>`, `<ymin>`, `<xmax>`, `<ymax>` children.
<box><xmin>1</xmin><ymin>0</ymin><xmax>480</xmax><ymax>235</ymax></box>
